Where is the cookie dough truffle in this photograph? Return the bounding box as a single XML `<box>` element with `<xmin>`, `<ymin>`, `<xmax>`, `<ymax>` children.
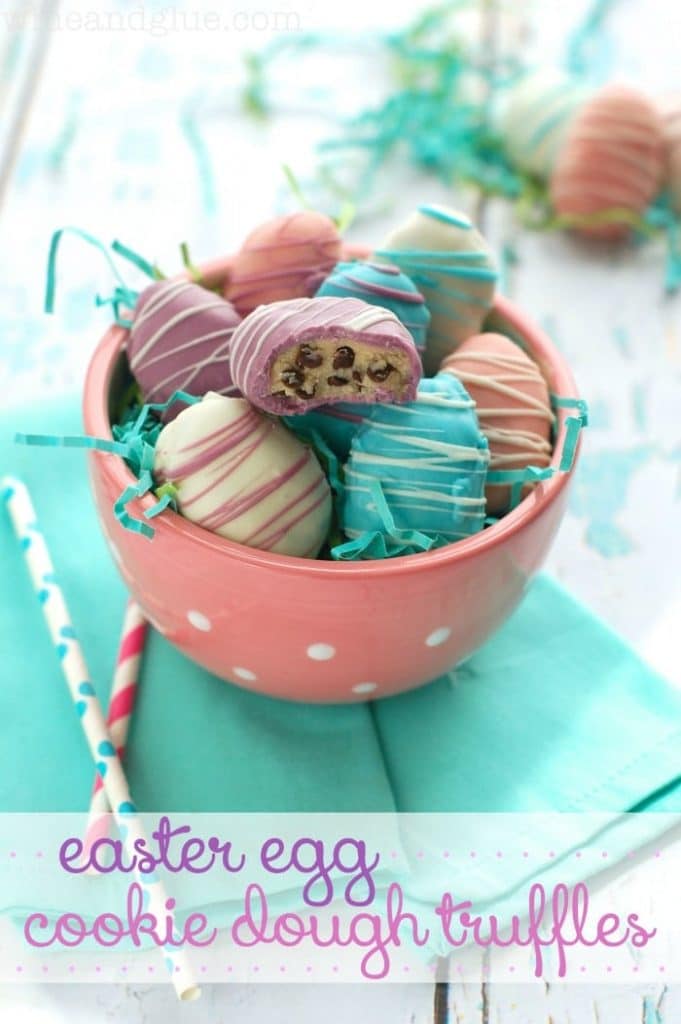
<box><xmin>154</xmin><ymin>392</ymin><xmax>332</xmax><ymax>558</ymax></box>
<box><xmin>440</xmin><ymin>333</ymin><xmax>553</xmax><ymax>514</ymax></box>
<box><xmin>550</xmin><ymin>84</ymin><xmax>664</xmax><ymax>240</ymax></box>
<box><xmin>225</xmin><ymin>210</ymin><xmax>342</xmax><ymax>316</ymax></box>
<box><xmin>315</xmin><ymin>261</ymin><xmax>430</xmax><ymax>354</ymax></box>
<box><xmin>229</xmin><ymin>296</ymin><xmax>422</xmax><ymax>414</ymax></box>
<box><xmin>339</xmin><ymin>373</ymin><xmax>489</xmax><ymax>555</ymax></box>
<box><xmin>375</xmin><ymin>204</ymin><xmax>498</xmax><ymax>374</ymax></box>
<box><xmin>127</xmin><ymin>280</ymin><xmax>241</xmax><ymax>412</ymax></box>
<box><xmin>498</xmin><ymin>68</ymin><xmax>589</xmax><ymax>180</ymax></box>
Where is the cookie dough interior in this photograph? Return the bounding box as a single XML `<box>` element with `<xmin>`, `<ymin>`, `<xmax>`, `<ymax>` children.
<box><xmin>270</xmin><ymin>337</ymin><xmax>414</xmax><ymax>401</ymax></box>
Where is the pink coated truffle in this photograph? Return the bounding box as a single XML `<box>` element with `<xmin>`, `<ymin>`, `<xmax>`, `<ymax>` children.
<box><xmin>225</xmin><ymin>210</ymin><xmax>342</xmax><ymax>316</ymax></box>
<box><xmin>229</xmin><ymin>296</ymin><xmax>423</xmax><ymax>415</ymax></box>
<box><xmin>440</xmin><ymin>332</ymin><xmax>554</xmax><ymax>514</ymax></box>
<box><xmin>550</xmin><ymin>84</ymin><xmax>664</xmax><ymax>240</ymax></box>
<box><xmin>127</xmin><ymin>279</ymin><xmax>241</xmax><ymax>416</ymax></box>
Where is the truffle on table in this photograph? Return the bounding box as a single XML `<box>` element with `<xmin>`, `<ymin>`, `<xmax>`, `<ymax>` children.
<box><xmin>229</xmin><ymin>296</ymin><xmax>423</xmax><ymax>415</ymax></box>
<box><xmin>497</xmin><ymin>68</ymin><xmax>589</xmax><ymax>180</ymax></box>
<box><xmin>550</xmin><ymin>84</ymin><xmax>664</xmax><ymax>240</ymax></box>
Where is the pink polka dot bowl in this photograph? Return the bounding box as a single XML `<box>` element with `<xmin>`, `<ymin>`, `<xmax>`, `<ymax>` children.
<box><xmin>83</xmin><ymin>250</ymin><xmax>580</xmax><ymax>703</ymax></box>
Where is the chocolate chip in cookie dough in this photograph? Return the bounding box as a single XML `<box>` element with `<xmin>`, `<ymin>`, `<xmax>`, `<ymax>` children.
<box><xmin>295</xmin><ymin>384</ymin><xmax>317</xmax><ymax>399</ymax></box>
<box><xmin>296</xmin><ymin>344</ymin><xmax>323</xmax><ymax>369</ymax></box>
<box><xmin>327</xmin><ymin>375</ymin><xmax>351</xmax><ymax>387</ymax></box>
<box><xmin>367</xmin><ymin>360</ymin><xmax>395</xmax><ymax>383</ymax></box>
<box><xmin>332</xmin><ymin>346</ymin><xmax>355</xmax><ymax>369</ymax></box>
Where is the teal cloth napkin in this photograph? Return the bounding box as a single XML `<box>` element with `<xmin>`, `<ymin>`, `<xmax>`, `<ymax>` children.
<box><xmin>2</xmin><ymin>396</ymin><xmax>680</xmax><ymax>833</ymax></box>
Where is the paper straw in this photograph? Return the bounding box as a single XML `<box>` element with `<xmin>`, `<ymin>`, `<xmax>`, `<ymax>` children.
<box><xmin>2</xmin><ymin>476</ymin><xmax>200</xmax><ymax>1002</ymax></box>
<box><xmin>83</xmin><ymin>598</ymin><xmax>147</xmax><ymax>864</ymax></box>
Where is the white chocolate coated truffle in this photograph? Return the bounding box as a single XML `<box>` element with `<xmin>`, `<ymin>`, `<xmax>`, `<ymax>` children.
<box><xmin>497</xmin><ymin>68</ymin><xmax>589</xmax><ymax>179</ymax></box>
<box><xmin>375</xmin><ymin>204</ymin><xmax>497</xmax><ymax>374</ymax></box>
<box><xmin>154</xmin><ymin>393</ymin><xmax>332</xmax><ymax>558</ymax></box>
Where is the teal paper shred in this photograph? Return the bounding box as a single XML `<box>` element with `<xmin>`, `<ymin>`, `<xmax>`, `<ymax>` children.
<box><xmin>485</xmin><ymin>465</ymin><xmax>555</xmax><ymax>486</ymax></box>
<box><xmin>95</xmin><ymin>288</ymin><xmax>134</xmax><ymax>328</ymax></box>
<box><xmin>47</xmin><ymin>91</ymin><xmax>82</xmax><ymax>176</ymax></box>
<box><xmin>282</xmin><ymin>421</ymin><xmax>344</xmax><ymax>501</ymax></box>
<box><xmin>331</xmin><ymin>479</ymin><xmax>439</xmax><ymax>561</ymax></box>
<box><xmin>46</xmin><ymin>228</ymin><xmax>201</xmax><ymax>333</ymax></box>
<box><xmin>331</xmin><ymin>394</ymin><xmax>588</xmax><ymax>557</ymax></box>
<box><xmin>552</xmin><ymin>395</ymin><xmax>590</xmax><ymax>428</ymax></box>
<box><xmin>15</xmin><ymin>391</ymin><xmax>200</xmax><ymax>540</ymax></box>
<box><xmin>646</xmin><ymin>197</ymin><xmax>681</xmax><ymax>294</ymax></box>
<box><xmin>486</xmin><ymin>396</ymin><xmax>587</xmax><ymax>512</ymax></box>
<box><xmin>45</xmin><ymin>227</ymin><xmax>139</xmax><ymax>316</ymax></box>
<box><xmin>240</xmin><ymin>2</ymin><xmax>680</xmax><ymax>292</ymax></box>
<box><xmin>565</xmin><ymin>0</ymin><xmax>618</xmax><ymax>81</ymax></box>
<box><xmin>111</xmin><ymin>239</ymin><xmax>161</xmax><ymax>281</ymax></box>
<box><xmin>242</xmin><ymin>4</ymin><xmax>527</xmax><ymax>214</ymax></box>
<box><xmin>282</xmin><ymin>420</ymin><xmax>345</xmax><ymax>552</ymax></box>
<box><xmin>144</xmin><ymin>491</ymin><xmax>176</xmax><ymax>520</ymax></box>
<box><xmin>15</xmin><ymin>433</ymin><xmax>130</xmax><ymax>458</ymax></box>
<box><xmin>114</xmin><ymin>475</ymin><xmax>155</xmax><ymax>539</ymax></box>
<box><xmin>559</xmin><ymin>416</ymin><xmax>586</xmax><ymax>472</ymax></box>
<box><xmin>180</xmin><ymin>100</ymin><xmax>218</xmax><ymax>216</ymax></box>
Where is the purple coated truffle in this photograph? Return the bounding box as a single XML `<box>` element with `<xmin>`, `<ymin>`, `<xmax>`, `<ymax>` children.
<box><xmin>127</xmin><ymin>279</ymin><xmax>242</xmax><ymax>413</ymax></box>
<box><xmin>229</xmin><ymin>296</ymin><xmax>422</xmax><ymax>415</ymax></box>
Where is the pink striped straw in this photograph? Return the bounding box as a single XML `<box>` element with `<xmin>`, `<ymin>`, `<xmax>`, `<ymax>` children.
<box><xmin>82</xmin><ymin>598</ymin><xmax>147</xmax><ymax>863</ymax></box>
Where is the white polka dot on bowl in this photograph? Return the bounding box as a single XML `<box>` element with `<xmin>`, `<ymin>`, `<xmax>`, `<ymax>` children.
<box><xmin>352</xmin><ymin>682</ymin><xmax>378</xmax><ymax>695</ymax></box>
<box><xmin>425</xmin><ymin>626</ymin><xmax>451</xmax><ymax>647</ymax></box>
<box><xmin>187</xmin><ymin>610</ymin><xmax>212</xmax><ymax>632</ymax></box>
<box><xmin>233</xmin><ymin>667</ymin><xmax>257</xmax><ymax>682</ymax></box>
<box><xmin>306</xmin><ymin>643</ymin><xmax>336</xmax><ymax>661</ymax></box>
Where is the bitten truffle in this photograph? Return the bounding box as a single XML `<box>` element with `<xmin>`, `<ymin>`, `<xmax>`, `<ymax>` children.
<box><xmin>229</xmin><ymin>296</ymin><xmax>422</xmax><ymax>415</ymax></box>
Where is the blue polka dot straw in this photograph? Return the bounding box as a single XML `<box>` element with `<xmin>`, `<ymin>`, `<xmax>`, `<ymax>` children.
<box><xmin>1</xmin><ymin>476</ymin><xmax>200</xmax><ymax>1002</ymax></box>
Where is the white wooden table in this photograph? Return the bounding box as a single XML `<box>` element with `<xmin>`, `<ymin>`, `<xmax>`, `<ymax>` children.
<box><xmin>1</xmin><ymin>0</ymin><xmax>679</xmax><ymax>1019</ymax></box>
